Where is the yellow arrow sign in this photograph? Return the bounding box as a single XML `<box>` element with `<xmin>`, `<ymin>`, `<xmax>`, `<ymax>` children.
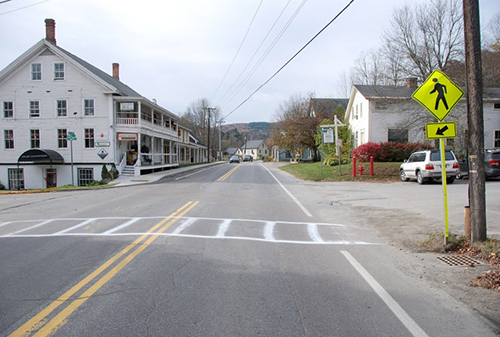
<box><xmin>412</xmin><ymin>69</ymin><xmax>464</xmax><ymax>121</ymax></box>
<box><xmin>425</xmin><ymin>122</ymin><xmax>457</xmax><ymax>139</ymax></box>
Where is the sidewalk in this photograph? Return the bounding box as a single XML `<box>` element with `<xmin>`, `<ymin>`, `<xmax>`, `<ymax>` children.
<box><xmin>113</xmin><ymin>162</ymin><xmax>226</xmax><ymax>186</ymax></box>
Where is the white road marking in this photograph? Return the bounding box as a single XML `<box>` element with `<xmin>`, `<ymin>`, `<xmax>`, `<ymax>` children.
<box><xmin>308</xmin><ymin>223</ymin><xmax>323</xmax><ymax>243</ymax></box>
<box><xmin>9</xmin><ymin>219</ymin><xmax>54</xmax><ymax>235</ymax></box>
<box><xmin>264</xmin><ymin>222</ymin><xmax>276</xmax><ymax>241</ymax></box>
<box><xmin>55</xmin><ymin>218</ymin><xmax>96</xmax><ymax>235</ymax></box>
<box><xmin>340</xmin><ymin>250</ymin><xmax>429</xmax><ymax>337</ymax></box>
<box><xmin>172</xmin><ymin>217</ymin><xmax>197</xmax><ymax>234</ymax></box>
<box><xmin>216</xmin><ymin>219</ymin><xmax>231</xmax><ymax>238</ymax></box>
<box><xmin>0</xmin><ymin>216</ymin><xmax>376</xmax><ymax>245</ymax></box>
<box><xmin>260</xmin><ymin>163</ymin><xmax>313</xmax><ymax>217</ymax></box>
<box><xmin>103</xmin><ymin>218</ymin><xmax>140</xmax><ymax>234</ymax></box>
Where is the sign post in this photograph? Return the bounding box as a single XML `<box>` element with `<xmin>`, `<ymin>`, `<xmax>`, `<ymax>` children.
<box><xmin>66</xmin><ymin>131</ymin><xmax>77</xmax><ymax>186</ymax></box>
<box><xmin>412</xmin><ymin>70</ymin><xmax>463</xmax><ymax>244</ymax></box>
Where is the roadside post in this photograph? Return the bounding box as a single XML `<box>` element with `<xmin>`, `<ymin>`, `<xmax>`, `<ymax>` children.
<box><xmin>412</xmin><ymin>69</ymin><xmax>464</xmax><ymax>244</ymax></box>
<box><xmin>66</xmin><ymin>131</ymin><xmax>77</xmax><ymax>186</ymax></box>
<box><xmin>321</xmin><ymin>116</ymin><xmax>345</xmax><ymax>176</ymax></box>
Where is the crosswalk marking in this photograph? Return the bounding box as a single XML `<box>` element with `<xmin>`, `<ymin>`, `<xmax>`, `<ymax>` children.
<box><xmin>0</xmin><ymin>216</ymin><xmax>378</xmax><ymax>245</ymax></box>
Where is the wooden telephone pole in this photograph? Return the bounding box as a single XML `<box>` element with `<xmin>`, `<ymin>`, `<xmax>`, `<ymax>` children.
<box><xmin>463</xmin><ymin>0</ymin><xmax>486</xmax><ymax>241</ymax></box>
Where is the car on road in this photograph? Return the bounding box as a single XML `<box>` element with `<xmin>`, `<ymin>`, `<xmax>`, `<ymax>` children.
<box><xmin>485</xmin><ymin>149</ymin><xmax>500</xmax><ymax>179</ymax></box>
<box><xmin>399</xmin><ymin>149</ymin><xmax>459</xmax><ymax>184</ymax></box>
<box><xmin>229</xmin><ymin>155</ymin><xmax>240</xmax><ymax>163</ymax></box>
<box><xmin>243</xmin><ymin>155</ymin><xmax>253</xmax><ymax>162</ymax></box>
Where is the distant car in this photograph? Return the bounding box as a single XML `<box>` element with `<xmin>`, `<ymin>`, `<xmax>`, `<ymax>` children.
<box><xmin>399</xmin><ymin>149</ymin><xmax>459</xmax><ymax>184</ymax></box>
<box><xmin>243</xmin><ymin>155</ymin><xmax>253</xmax><ymax>162</ymax></box>
<box><xmin>485</xmin><ymin>149</ymin><xmax>500</xmax><ymax>179</ymax></box>
<box><xmin>229</xmin><ymin>155</ymin><xmax>240</xmax><ymax>163</ymax></box>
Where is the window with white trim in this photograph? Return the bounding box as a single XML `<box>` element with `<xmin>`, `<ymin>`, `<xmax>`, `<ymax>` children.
<box><xmin>3</xmin><ymin>101</ymin><xmax>13</xmax><ymax>118</ymax></box>
<box><xmin>388</xmin><ymin>129</ymin><xmax>408</xmax><ymax>143</ymax></box>
<box><xmin>4</xmin><ymin>129</ymin><xmax>14</xmax><ymax>149</ymax></box>
<box><xmin>84</xmin><ymin>128</ymin><xmax>94</xmax><ymax>148</ymax></box>
<box><xmin>495</xmin><ymin>130</ymin><xmax>500</xmax><ymax>148</ymax></box>
<box><xmin>31</xmin><ymin>63</ymin><xmax>41</xmax><ymax>80</ymax></box>
<box><xmin>30</xmin><ymin>101</ymin><xmax>40</xmax><ymax>117</ymax></box>
<box><xmin>54</xmin><ymin>63</ymin><xmax>64</xmax><ymax>80</ymax></box>
<box><xmin>57</xmin><ymin>100</ymin><xmax>67</xmax><ymax>117</ymax></box>
<box><xmin>58</xmin><ymin>129</ymin><xmax>68</xmax><ymax>148</ymax></box>
<box><xmin>84</xmin><ymin>99</ymin><xmax>94</xmax><ymax>116</ymax></box>
<box><xmin>30</xmin><ymin>129</ymin><xmax>40</xmax><ymax>148</ymax></box>
<box><xmin>78</xmin><ymin>168</ymin><xmax>94</xmax><ymax>187</ymax></box>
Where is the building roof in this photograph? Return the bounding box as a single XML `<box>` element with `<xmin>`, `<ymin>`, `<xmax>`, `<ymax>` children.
<box><xmin>353</xmin><ymin>85</ymin><xmax>416</xmax><ymax>99</ymax></box>
<box><xmin>244</xmin><ymin>140</ymin><xmax>264</xmax><ymax>149</ymax></box>
<box><xmin>55</xmin><ymin>44</ymin><xmax>142</xmax><ymax>97</ymax></box>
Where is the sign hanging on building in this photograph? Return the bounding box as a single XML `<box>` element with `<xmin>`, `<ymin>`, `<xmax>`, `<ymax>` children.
<box><xmin>117</xmin><ymin>133</ymin><xmax>138</xmax><ymax>141</ymax></box>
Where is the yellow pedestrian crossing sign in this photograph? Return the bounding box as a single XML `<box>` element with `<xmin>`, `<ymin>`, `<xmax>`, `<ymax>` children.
<box><xmin>425</xmin><ymin>122</ymin><xmax>457</xmax><ymax>139</ymax></box>
<box><xmin>412</xmin><ymin>69</ymin><xmax>464</xmax><ymax>121</ymax></box>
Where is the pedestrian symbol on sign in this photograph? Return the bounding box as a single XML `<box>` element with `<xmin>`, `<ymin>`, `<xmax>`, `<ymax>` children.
<box><xmin>430</xmin><ymin>78</ymin><xmax>449</xmax><ymax>110</ymax></box>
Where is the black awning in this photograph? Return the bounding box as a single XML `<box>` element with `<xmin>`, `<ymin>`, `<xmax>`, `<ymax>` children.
<box><xmin>17</xmin><ymin>149</ymin><xmax>64</xmax><ymax>164</ymax></box>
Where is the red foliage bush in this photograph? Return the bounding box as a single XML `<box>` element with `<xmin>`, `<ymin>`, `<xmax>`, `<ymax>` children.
<box><xmin>353</xmin><ymin>142</ymin><xmax>434</xmax><ymax>162</ymax></box>
<box><xmin>352</xmin><ymin>143</ymin><xmax>381</xmax><ymax>162</ymax></box>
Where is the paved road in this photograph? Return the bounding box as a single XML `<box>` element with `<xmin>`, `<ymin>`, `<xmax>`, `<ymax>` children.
<box><xmin>0</xmin><ymin>162</ymin><xmax>498</xmax><ymax>336</ymax></box>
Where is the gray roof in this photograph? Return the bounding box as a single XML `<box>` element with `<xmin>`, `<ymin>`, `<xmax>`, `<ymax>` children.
<box><xmin>354</xmin><ymin>85</ymin><xmax>417</xmax><ymax>99</ymax></box>
<box><xmin>310</xmin><ymin>98</ymin><xmax>349</xmax><ymax>111</ymax></box>
<box><xmin>55</xmin><ymin>45</ymin><xmax>142</xmax><ymax>97</ymax></box>
<box><xmin>244</xmin><ymin>140</ymin><xmax>264</xmax><ymax>149</ymax></box>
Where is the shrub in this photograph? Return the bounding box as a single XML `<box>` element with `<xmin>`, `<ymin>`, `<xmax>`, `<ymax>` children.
<box><xmin>0</xmin><ymin>181</ymin><xmax>5</xmax><ymax>190</ymax></box>
<box><xmin>353</xmin><ymin>142</ymin><xmax>434</xmax><ymax>162</ymax></box>
<box><xmin>352</xmin><ymin>143</ymin><xmax>381</xmax><ymax>162</ymax></box>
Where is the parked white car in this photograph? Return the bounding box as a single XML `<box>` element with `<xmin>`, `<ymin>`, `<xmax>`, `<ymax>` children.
<box><xmin>399</xmin><ymin>149</ymin><xmax>460</xmax><ymax>184</ymax></box>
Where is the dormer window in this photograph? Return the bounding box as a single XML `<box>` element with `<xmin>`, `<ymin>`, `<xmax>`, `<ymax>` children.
<box><xmin>31</xmin><ymin>63</ymin><xmax>41</xmax><ymax>80</ymax></box>
<box><xmin>54</xmin><ymin>63</ymin><xmax>64</xmax><ymax>80</ymax></box>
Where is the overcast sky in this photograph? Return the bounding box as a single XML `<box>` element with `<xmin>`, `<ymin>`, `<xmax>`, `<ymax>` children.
<box><xmin>1</xmin><ymin>0</ymin><xmax>498</xmax><ymax>124</ymax></box>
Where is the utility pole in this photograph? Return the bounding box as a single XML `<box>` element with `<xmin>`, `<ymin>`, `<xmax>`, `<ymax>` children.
<box><xmin>463</xmin><ymin>0</ymin><xmax>486</xmax><ymax>241</ymax></box>
<box><xmin>218</xmin><ymin>119</ymin><xmax>224</xmax><ymax>161</ymax></box>
<box><xmin>205</xmin><ymin>107</ymin><xmax>215</xmax><ymax>163</ymax></box>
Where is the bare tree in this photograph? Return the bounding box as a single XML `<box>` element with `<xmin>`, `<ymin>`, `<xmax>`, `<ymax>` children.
<box><xmin>180</xmin><ymin>98</ymin><xmax>221</xmax><ymax>152</ymax></box>
<box><xmin>382</xmin><ymin>0</ymin><xmax>464</xmax><ymax>81</ymax></box>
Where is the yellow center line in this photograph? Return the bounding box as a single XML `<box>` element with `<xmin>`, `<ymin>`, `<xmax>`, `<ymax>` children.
<box><xmin>217</xmin><ymin>164</ymin><xmax>242</xmax><ymax>181</ymax></box>
<box><xmin>9</xmin><ymin>201</ymin><xmax>198</xmax><ymax>337</ymax></box>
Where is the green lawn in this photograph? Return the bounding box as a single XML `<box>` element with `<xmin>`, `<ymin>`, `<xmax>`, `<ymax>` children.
<box><xmin>279</xmin><ymin>161</ymin><xmax>401</xmax><ymax>182</ymax></box>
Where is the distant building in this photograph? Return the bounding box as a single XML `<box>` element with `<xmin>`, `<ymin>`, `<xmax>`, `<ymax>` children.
<box><xmin>242</xmin><ymin>140</ymin><xmax>269</xmax><ymax>160</ymax></box>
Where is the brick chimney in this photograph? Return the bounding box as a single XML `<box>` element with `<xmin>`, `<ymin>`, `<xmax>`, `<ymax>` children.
<box><xmin>112</xmin><ymin>63</ymin><xmax>120</xmax><ymax>80</ymax></box>
<box><xmin>406</xmin><ymin>77</ymin><xmax>418</xmax><ymax>88</ymax></box>
<box><xmin>45</xmin><ymin>18</ymin><xmax>56</xmax><ymax>45</ymax></box>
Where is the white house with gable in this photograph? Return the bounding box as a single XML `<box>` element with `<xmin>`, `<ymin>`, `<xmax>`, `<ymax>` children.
<box><xmin>0</xmin><ymin>19</ymin><xmax>206</xmax><ymax>190</ymax></box>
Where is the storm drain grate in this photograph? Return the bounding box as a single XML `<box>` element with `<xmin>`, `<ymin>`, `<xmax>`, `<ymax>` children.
<box><xmin>437</xmin><ymin>255</ymin><xmax>482</xmax><ymax>266</ymax></box>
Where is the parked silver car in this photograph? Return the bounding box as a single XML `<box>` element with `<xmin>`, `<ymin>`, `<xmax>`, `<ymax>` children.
<box><xmin>399</xmin><ymin>149</ymin><xmax>459</xmax><ymax>184</ymax></box>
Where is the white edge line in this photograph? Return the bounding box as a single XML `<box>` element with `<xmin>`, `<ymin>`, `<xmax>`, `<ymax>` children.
<box><xmin>175</xmin><ymin>168</ymin><xmax>209</xmax><ymax>180</ymax></box>
<box><xmin>340</xmin><ymin>250</ymin><xmax>429</xmax><ymax>337</ymax></box>
<box><xmin>260</xmin><ymin>163</ymin><xmax>313</xmax><ymax>217</ymax></box>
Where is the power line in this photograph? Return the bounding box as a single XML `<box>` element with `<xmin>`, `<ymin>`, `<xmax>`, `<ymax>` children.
<box><xmin>221</xmin><ymin>0</ymin><xmax>355</xmax><ymax>120</ymax></box>
<box><xmin>210</xmin><ymin>0</ymin><xmax>264</xmax><ymax>101</ymax></box>
<box><xmin>214</xmin><ymin>0</ymin><xmax>297</xmax><ymax>107</ymax></box>
<box><xmin>0</xmin><ymin>0</ymin><xmax>50</xmax><ymax>15</ymax></box>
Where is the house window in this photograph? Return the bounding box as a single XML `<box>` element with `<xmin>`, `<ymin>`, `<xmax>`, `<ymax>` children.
<box><xmin>78</xmin><ymin>168</ymin><xmax>94</xmax><ymax>186</ymax></box>
<box><xmin>360</xmin><ymin>103</ymin><xmax>363</xmax><ymax>118</ymax></box>
<box><xmin>84</xmin><ymin>99</ymin><xmax>94</xmax><ymax>116</ymax></box>
<box><xmin>4</xmin><ymin>129</ymin><xmax>14</xmax><ymax>149</ymax></box>
<box><xmin>31</xmin><ymin>63</ymin><xmax>41</xmax><ymax>80</ymax></box>
<box><xmin>54</xmin><ymin>63</ymin><xmax>64</xmax><ymax>80</ymax></box>
<box><xmin>388</xmin><ymin>129</ymin><xmax>408</xmax><ymax>143</ymax></box>
<box><xmin>494</xmin><ymin>103</ymin><xmax>500</xmax><ymax>110</ymax></box>
<box><xmin>30</xmin><ymin>101</ymin><xmax>40</xmax><ymax>117</ymax></box>
<box><xmin>58</xmin><ymin>129</ymin><xmax>68</xmax><ymax>148</ymax></box>
<box><xmin>3</xmin><ymin>101</ymin><xmax>13</xmax><ymax>118</ymax></box>
<box><xmin>30</xmin><ymin>129</ymin><xmax>40</xmax><ymax>148</ymax></box>
<box><xmin>57</xmin><ymin>100</ymin><xmax>67</xmax><ymax>116</ymax></box>
<box><xmin>495</xmin><ymin>130</ymin><xmax>500</xmax><ymax>148</ymax></box>
<box><xmin>84</xmin><ymin>128</ymin><xmax>94</xmax><ymax>148</ymax></box>
<box><xmin>360</xmin><ymin>129</ymin><xmax>365</xmax><ymax>144</ymax></box>
<box><xmin>8</xmin><ymin>168</ymin><xmax>24</xmax><ymax>190</ymax></box>
<box><xmin>355</xmin><ymin>105</ymin><xmax>359</xmax><ymax>119</ymax></box>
